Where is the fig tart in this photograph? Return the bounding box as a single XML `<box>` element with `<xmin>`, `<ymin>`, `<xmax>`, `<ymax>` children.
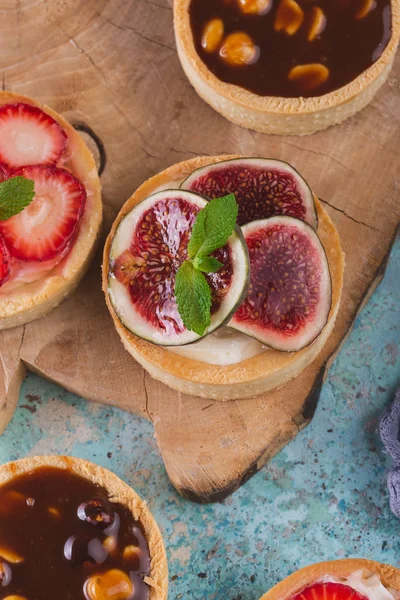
<box><xmin>174</xmin><ymin>0</ymin><xmax>400</xmax><ymax>135</ymax></box>
<box><xmin>0</xmin><ymin>92</ymin><xmax>102</xmax><ymax>330</ymax></box>
<box><xmin>259</xmin><ymin>559</ymin><xmax>400</xmax><ymax>600</ymax></box>
<box><xmin>103</xmin><ymin>155</ymin><xmax>344</xmax><ymax>400</ymax></box>
<box><xmin>0</xmin><ymin>455</ymin><xmax>168</xmax><ymax>600</ymax></box>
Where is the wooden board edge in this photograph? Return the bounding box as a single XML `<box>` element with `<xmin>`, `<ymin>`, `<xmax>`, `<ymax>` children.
<box><xmin>301</xmin><ymin>222</ymin><xmax>400</xmax><ymax>423</ymax></box>
<box><xmin>0</xmin><ymin>357</ymin><xmax>26</xmax><ymax>435</ymax></box>
<box><xmin>170</xmin><ymin>224</ymin><xmax>400</xmax><ymax>503</ymax></box>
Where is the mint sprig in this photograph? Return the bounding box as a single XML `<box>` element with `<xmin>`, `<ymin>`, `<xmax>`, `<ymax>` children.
<box><xmin>175</xmin><ymin>194</ymin><xmax>238</xmax><ymax>336</ymax></box>
<box><xmin>175</xmin><ymin>261</ymin><xmax>212</xmax><ymax>337</ymax></box>
<box><xmin>187</xmin><ymin>193</ymin><xmax>238</xmax><ymax>259</ymax></box>
<box><xmin>0</xmin><ymin>176</ymin><xmax>35</xmax><ymax>221</ymax></box>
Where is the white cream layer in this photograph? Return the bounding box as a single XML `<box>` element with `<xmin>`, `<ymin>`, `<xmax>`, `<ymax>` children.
<box><xmin>321</xmin><ymin>570</ymin><xmax>400</xmax><ymax>600</ymax></box>
<box><xmin>153</xmin><ymin>177</ymin><xmax>267</xmax><ymax>366</ymax></box>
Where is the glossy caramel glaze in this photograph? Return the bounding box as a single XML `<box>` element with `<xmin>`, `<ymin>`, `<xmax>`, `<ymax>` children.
<box><xmin>0</xmin><ymin>467</ymin><xmax>150</xmax><ymax>600</ymax></box>
<box><xmin>190</xmin><ymin>0</ymin><xmax>392</xmax><ymax>97</ymax></box>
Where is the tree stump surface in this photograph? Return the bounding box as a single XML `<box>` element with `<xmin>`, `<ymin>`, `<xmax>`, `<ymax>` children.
<box><xmin>0</xmin><ymin>0</ymin><xmax>399</xmax><ymax>502</ymax></box>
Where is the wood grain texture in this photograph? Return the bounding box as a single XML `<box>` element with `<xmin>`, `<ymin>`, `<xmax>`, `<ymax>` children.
<box><xmin>0</xmin><ymin>0</ymin><xmax>399</xmax><ymax>502</ymax></box>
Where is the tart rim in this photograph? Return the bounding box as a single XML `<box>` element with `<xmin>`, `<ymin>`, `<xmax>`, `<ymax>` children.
<box><xmin>0</xmin><ymin>92</ymin><xmax>103</xmax><ymax>330</ymax></box>
<box><xmin>174</xmin><ymin>0</ymin><xmax>400</xmax><ymax>115</ymax></box>
<box><xmin>259</xmin><ymin>559</ymin><xmax>400</xmax><ymax>600</ymax></box>
<box><xmin>102</xmin><ymin>155</ymin><xmax>344</xmax><ymax>400</ymax></box>
<box><xmin>0</xmin><ymin>455</ymin><xmax>168</xmax><ymax>600</ymax></box>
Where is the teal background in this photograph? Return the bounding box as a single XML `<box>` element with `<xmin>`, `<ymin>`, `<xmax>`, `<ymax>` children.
<box><xmin>1</xmin><ymin>238</ymin><xmax>399</xmax><ymax>600</ymax></box>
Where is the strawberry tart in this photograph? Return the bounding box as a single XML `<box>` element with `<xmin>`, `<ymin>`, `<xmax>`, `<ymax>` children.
<box><xmin>0</xmin><ymin>93</ymin><xmax>102</xmax><ymax>330</ymax></box>
<box><xmin>259</xmin><ymin>560</ymin><xmax>400</xmax><ymax>600</ymax></box>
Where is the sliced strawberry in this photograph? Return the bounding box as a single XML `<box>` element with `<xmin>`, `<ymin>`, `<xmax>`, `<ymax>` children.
<box><xmin>0</xmin><ymin>234</ymin><xmax>10</xmax><ymax>287</ymax></box>
<box><xmin>0</xmin><ymin>165</ymin><xmax>86</xmax><ymax>262</ymax></box>
<box><xmin>0</xmin><ymin>103</ymin><xmax>67</xmax><ymax>169</ymax></box>
<box><xmin>0</xmin><ymin>163</ymin><xmax>10</xmax><ymax>183</ymax></box>
<box><xmin>292</xmin><ymin>582</ymin><xmax>369</xmax><ymax>600</ymax></box>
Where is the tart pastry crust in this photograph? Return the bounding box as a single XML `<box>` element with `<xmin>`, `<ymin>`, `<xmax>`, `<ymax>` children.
<box><xmin>0</xmin><ymin>92</ymin><xmax>102</xmax><ymax>330</ymax></box>
<box><xmin>174</xmin><ymin>0</ymin><xmax>400</xmax><ymax>135</ymax></box>
<box><xmin>259</xmin><ymin>559</ymin><xmax>400</xmax><ymax>600</ymax></box>
<box><xmin>103</xmin><ymin>155</ymin><xmax>344</xmax><ymax>401</ymax></box>
<box><xmin>0</xmin><ymin>455</ymin><xmax>168</xmax><ymax>600</ymax></box>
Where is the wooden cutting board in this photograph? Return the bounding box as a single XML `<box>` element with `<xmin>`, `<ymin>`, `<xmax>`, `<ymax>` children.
<box><xmin>0</xmin><ymin>0</ymin><xmax>399</xmax><ymax>503</ymax></box>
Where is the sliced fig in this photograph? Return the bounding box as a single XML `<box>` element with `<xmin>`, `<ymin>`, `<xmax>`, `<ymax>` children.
<box><xmin>107</xmin><ymin>190</ymin><xmax>249</xmax><ymax>346</ymax></box>
<box><xmin>181</xmin><ymin>157</ymin><xmax>318</xmax><ymax>229</ymax></box>
<box><xmin>230</xmin><ymin>216</ymin><xmax>332</xmax><ymax>352</ymax></box>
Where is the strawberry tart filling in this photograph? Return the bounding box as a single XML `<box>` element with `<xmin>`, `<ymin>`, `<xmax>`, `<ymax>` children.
<box><xmin>0</xmin><ymin>102</ymin><xmax>91</xmax><ymax>298</ymax></box>
<box><xmin>291</xmin><ymin>572</ymin><xmax>400</xmax><ymax>600</ymax></box>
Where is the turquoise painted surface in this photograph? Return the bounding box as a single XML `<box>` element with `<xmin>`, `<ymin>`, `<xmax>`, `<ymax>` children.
<box><xmin>0</xmin><ymin>238</ymin><xmax>399</xmax><ymax>600</ymax></box>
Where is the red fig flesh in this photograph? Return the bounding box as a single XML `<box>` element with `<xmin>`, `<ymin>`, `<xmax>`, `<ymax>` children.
<box><xmin>108</xmin><ymin>190</ymin><xmax>250</xmax><ymax>346</ymax></box>
<box><xmin>230</xmin><ymin>216</ymin><xmax>332</xmax><ymax>351</ymax></box>
<box><xmin>181</xmin><ymin>158</ymin><xmax>317</xmax><ymax>229</ymax></box>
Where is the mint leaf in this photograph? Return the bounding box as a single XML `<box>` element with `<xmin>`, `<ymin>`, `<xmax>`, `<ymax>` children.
<box><xmin>192</xmin><ymin>255</ymin><xmax>223</xmax><ymax>273</ymax></box>
<box><xmin>175</xmin><ymin>193</ymin><xmax>239</xmax><ymax>337</ymax></box>
<box><xmin>187</xmin><ymin>194</ymin><xmax>238</xmax><ymax>259</ymax></box>
<box><xmin>0</xmin><ymin>176</ymin><xmax>35</xmax><ymax>220</ymax></box>
<box><xmin>175</xmin><ymin>260</ymin><xmax>212</xmax><ymax>336</ymax></box>
<box><xmin>187</xmin><ymin>209</ymin><xmax>206</xmax><ymax>259</ymax></box>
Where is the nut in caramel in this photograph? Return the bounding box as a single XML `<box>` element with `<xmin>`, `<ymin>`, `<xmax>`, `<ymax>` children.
<box><xmin>0</xmin><ymin>546</ymin><xmax>24</xmax><ymax>564</ymax></box>
<box><xmin>307</xmin><ymin>6</ymin><xmax>326</xmax><ymax>41</ymax></box>
<box><xmin>288</xmin><ymin>63</ymin><xmax>330</xmax><ymax>92</ymax></box>
<box><xmin>103</xmin><ymin>535</ymin><xmax>118</xmax><ymax>553</ymax></box>
<box><xmin>219</xmin><ymin>32</ymin><xmax>259</xmax><ymax>67</ymax></box>
<box><xmin>84</xmin><ymin>569</ymin><xmax>133</xmax><ymax>600</ymax></box>
<box><xmin>355</xmin><ymin>0</ymin><xmax>375</xmax><ymax>19</ymax></box>
<box><xmin>237</xmin><ymin>0</ymin><xmax>272</xmax><ymax>15</ymax></box>
<box><xmin>123</xmin><ymin>544</ymin><xmax>141</xmax><ymax>568</ymax></box>
<box><xmin>201</xmin><ymin>18</ymin><xmax>224</xmax><ymax>53</ymax></box>
<box><xmin>274</xmin><ymin>0</ymin><xmax>304</xmax><ymax>36</ymax></box>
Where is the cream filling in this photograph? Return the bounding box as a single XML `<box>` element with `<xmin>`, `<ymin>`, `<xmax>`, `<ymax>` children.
<box><xmin>149</xmin><ymin>176</ymin><xmax>267</xmax><ymax>366</ymax></box>
<box><xmin>168</xmin><ymin>325</ymin><xmax>267</xmax><ymax>366</ymax></box>
<box><xmin>321</xmin><ymin>570</ymin><xmax>400</xmax><ymax>600</ymax></box>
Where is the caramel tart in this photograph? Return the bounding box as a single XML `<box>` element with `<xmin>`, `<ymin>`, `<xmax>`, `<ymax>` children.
<box><xmin>0</xmin><ymin>455</ymin><xmax>168</xmax><ymax>600</ymax></box>
<box><xmin>174</xmin><ymin>0</ymin><xmax>400</xmax><ymax>134</ymax></box>
<box><xmin>259</xmin><ymin>559</ymin><xmax>400</xmax><ymax>600</ymax></box>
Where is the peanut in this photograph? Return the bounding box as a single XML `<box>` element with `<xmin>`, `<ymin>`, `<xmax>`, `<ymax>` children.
<box><xmin>0</xmin><ymin>546</ymin><xmax>24</xmax><ymax>564</ymax></box>
<box><xmin>219</xmin><ymin>32</ymin><xmax>259</xmax><ymax>67</ymax></box>
<box><xmin>122</xmin><ymin>546</ymin><xmax>141</xmax><ymax>570</ymax></box>
<box><xmin>307</xmin><ymin>6</ymin><xmax>326</xmax><ymax>41</ymax></box>
<box><xmin>237</xmin><ymin>0</ymin><xmax>272</xmax><ymax>15</ymax></box>
<box><xmin>103</xmin><ymin>536</ymin><xmax>117</xmax><ymax>552</ymax></box>
<box><xmin>122</xmin><ymin>545</ymin><xmax>140</xmax><ymax>560</ymax></box>
<box><xmin>275</xmin><ymin>0</ymin><xmax>304</xmax><ymax>36</ymax></box>
<box><xmin>0</xmin><ymin>491</ymin><xmax>25</xmax><ymax>514</ymax></box>
<box><xmin>201</xmin><ymin>18</ymin><xmax>224</xmax><ymax>54</ymax></box>
<box><xmin>355</xmin><ymin>0</ymin><xmax>375</xmax><ymax>19</ymax></box>
<box><xmin>84</xmin><ymin>569</ymin><xmax>133</xmax><ymax>600</ymax></box>
<box><xmin>288</xmin><ymin>63</ymin><xmax>330</xmax><ymax>91</ymax></box>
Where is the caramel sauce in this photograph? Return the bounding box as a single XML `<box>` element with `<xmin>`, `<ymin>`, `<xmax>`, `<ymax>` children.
<box><xmin>0</xmin><ymin>467</ymin><xmax>151</xmax><ymax>600</ymax></box>
<box><xmin>189</xmin><ymin>0</ymin><xmax>392</xmax><ymax>97</ymax></box>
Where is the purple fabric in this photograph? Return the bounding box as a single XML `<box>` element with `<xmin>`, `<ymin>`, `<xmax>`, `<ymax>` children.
<box><xmin>380</xmin><ymin>387</ymin><xmax>400</xmax><ymax>518</ymax></box>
